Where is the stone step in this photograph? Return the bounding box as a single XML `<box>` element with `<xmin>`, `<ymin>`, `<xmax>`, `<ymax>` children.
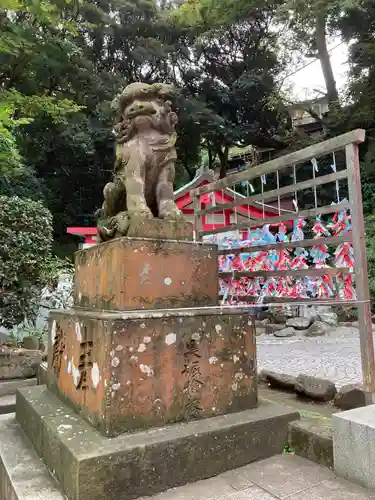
<box><xmin>15</xmin><ymin>386</ymin><xmax>300</xmax><ymax>500</ymax></box>
<box><xmin>0</xmin><ymin>414</ymin><xmax>64</xmax><ymax>500</ymax></box>
<box><xmin>0</xmin><ymin>378</ymin><xmax>36</xmax><ymax>397</ymax></box>
<box><xmin>288</xmin><ymin>419</ymin><xmax>333</xmax><ymax>469</ymax></box>
<box><xmin>0</xmin><ymin>394</ymin><xmax>16</xmax><ymax>415</ymax></box>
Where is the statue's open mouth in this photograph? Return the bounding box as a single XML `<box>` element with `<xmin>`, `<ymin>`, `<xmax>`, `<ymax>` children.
<box><xmin>127</xmin><ymin>106</ymin><xmax>156</xmax><ymax>119</ymax></box>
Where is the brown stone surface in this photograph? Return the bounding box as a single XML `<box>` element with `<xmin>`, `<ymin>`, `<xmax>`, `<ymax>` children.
<box><xmin>47</xmin><ymin>307</ymin><xmax>257</xmax><ymax>436</ymax></box>
<box><xmin>0</xmin><ymin>347</ymin><xmax>44</xmax><ymax>380</ymax></box>
<box><xmin>126</xmin><ymin>218</ymin><xmax>193</xmax><ymax>241</ymax></box>
<box><xmin>74</xmin><ymin>237</ymin><xmax>218</xmax><ymax>310</ymax></box>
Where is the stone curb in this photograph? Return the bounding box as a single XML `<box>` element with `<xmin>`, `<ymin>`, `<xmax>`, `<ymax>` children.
<box><xmin>259</xmin><ymin>370</ymin><xmax>338</xmax><ymax>403</ymax></box>
<box><xmin>0</xmin><ymin>378</ymin><xmax>36</xmax><ymax>397</ymax></box>
<box><xmin>0</xmin><ymin>395</ymin><xmax>15</xmax><ymax>415</ymax></box>
<box><xmin>259</xmin><ymin>370</ymin><xmax>368</xmax><ymax>410</ymax></box>
<box><xmin>288</xmin><ymin>419</ymin><xmax>333</xmax><ymax>469</ymax></box>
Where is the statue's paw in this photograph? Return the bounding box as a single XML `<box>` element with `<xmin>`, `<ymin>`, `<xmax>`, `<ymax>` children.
<box><xmin>114</xmin><ymin>211</ymin><xmax>130</xmax><ymax>235</ymax></box>
<box><xmin>163</xmin><ymin>208</ymin><xmax>184</xmax><ymax>222</ymax></box>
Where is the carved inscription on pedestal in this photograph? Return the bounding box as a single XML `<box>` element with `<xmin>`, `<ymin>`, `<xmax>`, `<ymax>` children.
<box><xmin>182</xmin><ymin>338</ymin><xmax>203</xmax><ymax>418</ymax></box>
<box><xmin>77</xmin><ymin>324</ymin><xmax>93</xmax><ymax>391</ymax></box>
<box><xmin>52</xmin><ymin>323</ymin><xmax>65</xmax><ymax>376</ymax></box>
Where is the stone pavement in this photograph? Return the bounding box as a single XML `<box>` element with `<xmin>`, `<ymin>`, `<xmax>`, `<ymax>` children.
<box><xmin>144</xmin><ymin>454</ymin><xmax>375</xmax><ymax>499</ymax></box>
<box><xmin>257</xmin><ymin>326</ymin><xmax>372</xmax><ymax>389</ymax></box>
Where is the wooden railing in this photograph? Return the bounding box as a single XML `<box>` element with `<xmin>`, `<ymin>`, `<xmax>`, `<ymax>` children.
<box><xmin>191</xmin><ymin>129</ymin><xmax>375</xmax><ymax>398</ymax></box>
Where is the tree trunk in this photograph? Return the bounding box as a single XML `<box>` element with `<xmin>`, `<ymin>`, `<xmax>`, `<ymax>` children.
<box><xmin>218</xmin><ymin>145</ymin><xmax>229</xmax><ymax>179</ymax></box>
<box><xmin>315</xmin><ymin>11</ymin><xmax>339</xmax><ymax>107</ymax></box>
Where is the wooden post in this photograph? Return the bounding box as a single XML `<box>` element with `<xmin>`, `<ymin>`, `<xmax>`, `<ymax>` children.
<box><xmin>346</xmin><ymin>142</ymin><xmax>375</xmax><ymax>402</ymax></box>
<box><xmin>192</xmin><ymin>193</ymin><xmax>203</xmax><ymax>242</ymax></box>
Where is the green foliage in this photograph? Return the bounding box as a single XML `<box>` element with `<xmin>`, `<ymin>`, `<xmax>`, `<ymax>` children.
<box><xmin>0</xmin><ymin>195</ymin><xmax>54</xmax><ymax>328</ymax></box>
<box><xmin>8</xmin><ymin>324</ymin><xmax>48</xmax><ymax>345</ymax></box>
<box><xmin>0</xmin><ymin>101</ymin><xmax>29</xmax><ymax>176</ymax></box>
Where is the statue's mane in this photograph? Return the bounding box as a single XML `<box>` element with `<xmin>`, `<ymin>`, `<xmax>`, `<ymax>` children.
<box><xmin>114</xmin><ymin>83</ymin><xmax>177</xmax><ymax>145</ymax></box>
<box><xmin>118</xmin><ymin>82</ymin><xmax>175</xmax><ymax>114</ymax></box>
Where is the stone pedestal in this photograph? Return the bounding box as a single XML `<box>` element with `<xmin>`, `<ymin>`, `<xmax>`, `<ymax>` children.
<box><xmin>333</xmin><ymin>406</ymin><xmax>375</xmax><ymax>491</ymax></box>
<box><xmin>74</xmin><ymin>237</ymin><xmax>218</xmax><ymax>310</ymax></box>
<box><xmin>0</xmin><ymin>229</ymin><xmax>300</xmax><ymax>499</ymax></box>
<box><xmin>48</xmin><ymin>308</ymin><xmax>257</xmax><ymax>436</ymax></box>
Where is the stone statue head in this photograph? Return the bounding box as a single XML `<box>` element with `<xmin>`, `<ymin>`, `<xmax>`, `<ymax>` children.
<box><xmin>114</xmin><ymin>83</ymin><xmax>177</xmax><ymax>143</ymax></box>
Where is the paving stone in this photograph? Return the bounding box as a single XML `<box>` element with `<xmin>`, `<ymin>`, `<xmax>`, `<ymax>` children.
<box><xmin>142</xmin><ymin>475</ymin><xmax>236</xmax><ymax>499</ymax></box>
<box><xmin>215</xmin><ymin>487</ymin><xmax>278</xmax><ymax>499</ymax></box>
<box><xmin>236</xmin><ymin>454</ymin><xmax>335</xmax><ymax>499</ymax></box>
<box><xmin>285</xmin><ymin>478</ymin><xmax>375</xmax><ymax>499</ymax></box>
<box><xmin>219</xmin><ymin>470</ymin><xmax>254</xmax><ymax>491</ymax></box>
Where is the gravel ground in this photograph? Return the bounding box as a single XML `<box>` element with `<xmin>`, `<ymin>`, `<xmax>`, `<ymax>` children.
<box><xmin>257</xmin><ymin>326</ymin><xmax>374</xmax><ymax>388</ymax></box>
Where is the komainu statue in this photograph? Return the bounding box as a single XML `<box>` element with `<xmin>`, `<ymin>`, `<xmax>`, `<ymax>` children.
<box><xmin>96</xmin><ymin>82</ymin><xmax>184</xmax><ymax>242</ymax></box>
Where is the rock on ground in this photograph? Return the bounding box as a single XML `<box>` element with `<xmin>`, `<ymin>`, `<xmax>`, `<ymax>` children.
<box><xmin>0</xmin><ymin>347</ymin><xmax>44</xmax><ymax>379</ymax></box>
<box><xmin>295</xmin><ymin>374</ymin><xmax>337</xmax><ymax>402</ymax></box>
<box><xmin>318</xmin><ymin>310</ymin><xmax>338</xmax><ymax>326</ymax></box>
<box><xmin>334</xmin><ymin>383</ymin><xmax>366</xmax><ymax>410</ymax></box>
<box><xmin>274</xmin><ymin>327</ymin><xmax>296</xmax><ymax>338</ymax></box>
<box><xmin>304</xmin><ymin>320</ymin><xmax>330</xmax><ymax>337</ymax></box>
<box><xmin>265</xmin><ymin>324</ymin><xmax>286</xmax><ymax>335</ymax></box>
<box><xmin>259</xmin><ymin>370</ymin><xmax>297</xmax><ymax>391</ymax></box>
<box><xmin>270</xmin><ymin>311</ymin><xmax>291</xmax><ymax>324</ymax></box>
<box><xmin>286</xmin><ymin>317</ymin><xmax>311</xmax><ymax>330</ymax></box>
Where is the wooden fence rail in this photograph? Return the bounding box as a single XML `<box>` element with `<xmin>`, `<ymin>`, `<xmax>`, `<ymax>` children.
<box><xmin>191</xmin><ymin>129</ymin><xmax>375</xmax><ymax>400</ymax></box>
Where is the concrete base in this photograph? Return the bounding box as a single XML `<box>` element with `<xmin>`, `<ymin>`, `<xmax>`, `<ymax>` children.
<box><xmin>0</xmin><ymin>414</ymin><xmax>64</xmax><ymax>499</ymax></box>
<box><xmin>333</xmin><ymin>405</ymin><xmax>375</xmax><ymax>491</ymax></box>
<box><xmin>288</xmin><ymin>419</ymin><xmax>333</xmax><ymax>469</ymax></box>
<box><xmin>15</xmin><ymin>385</ymin><xmax>299</xmax><ymax>500</ymax></box>
<box><xmin>0</xmin><ymin>378</ymin><xmax>36</xmax><ymax>397</ymax></box>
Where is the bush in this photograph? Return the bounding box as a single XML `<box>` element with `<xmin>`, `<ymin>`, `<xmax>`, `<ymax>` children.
<box><xmin>0</xmin><ymin>195</ymin><xmax>54</xmax><ymax>328</ymax></box>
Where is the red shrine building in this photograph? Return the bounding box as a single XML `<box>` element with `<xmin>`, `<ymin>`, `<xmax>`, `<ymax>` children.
<box><xmin>67</xmin><ymin>167</ymin><xmax>294</xmax><ymax>248</ymax></box>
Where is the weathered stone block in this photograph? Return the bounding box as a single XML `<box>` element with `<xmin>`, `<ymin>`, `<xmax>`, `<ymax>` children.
<box><xmin>47</xmin><ymin>307</ymin><xmax>257</xmax><ymax>436</ymax></box>
<box><xmin>126</xmin><ymin>218</ymin><xmax>194</xmax><ymax>241</ymax></box>
<box><xmin>15</xmin><ymin>386</ymin><xmax>299</xmax><ymax>500</ymax></box>
<box><xmin>334</xmin><ymin>384</ymin><xmax>366</xmax><ymax>410</ymax></box>
<box><xmin>0</xmin><ymin>414</ymin><xmax>64</xmax><ymax>500</ymax></box>
<box><xmin>74</xmin><ymin>237</ymin><xmax>218</xmax><ymax>310</ymax></box>
<box><xmin>0</xmin><ymin>347</ymin><xmax>44</xmax><ymax>380</ymax></box>
<box><xmin>288</xmin><ymin>419</ymin><xmax>333</xmax><ymax>468</ymax></box>
<box><xmin>259</xmin><ymin>370</ymin><xmax>297</xmax><ymax>391</ymax></box>
<box><xmin>295</xmin><ymin>374</ymin><xmax>337</xmax><ymax>402</ymax></box>
<box><xmin>333</xmin><ymin>405</ymin><xmax>375</xmax><ymax>491</ymax></box>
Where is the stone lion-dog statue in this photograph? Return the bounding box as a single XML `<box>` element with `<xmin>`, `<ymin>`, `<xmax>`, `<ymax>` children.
<box><xmin>96</xmin><ymin>82</ymin><xmax>184</xmax><ymax>241</ymax></box>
